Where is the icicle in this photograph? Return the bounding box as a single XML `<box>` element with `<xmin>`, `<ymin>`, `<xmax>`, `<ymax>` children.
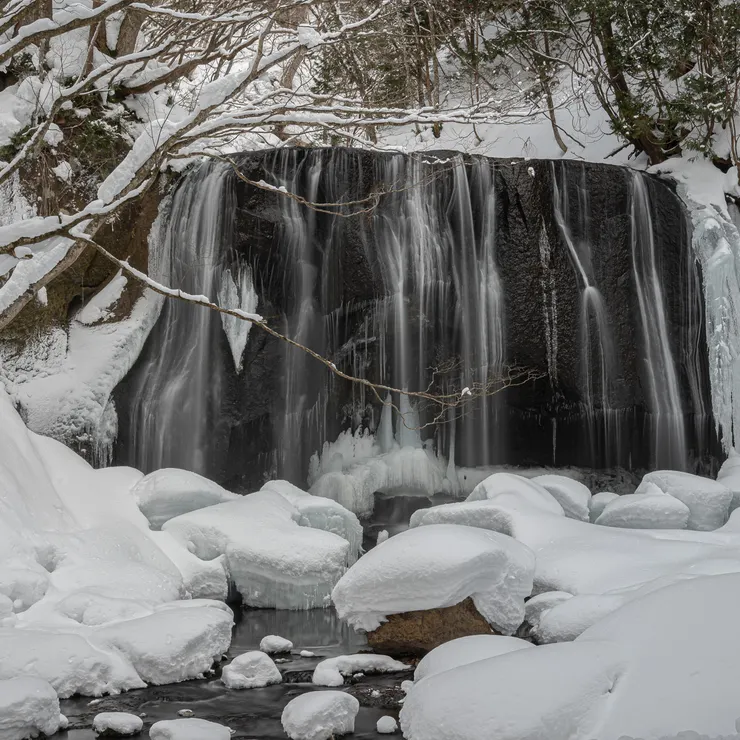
<box><xmin>218</xmin><ymin>264</ymin><xmax>258</xmax><ymax>373</ymax></box>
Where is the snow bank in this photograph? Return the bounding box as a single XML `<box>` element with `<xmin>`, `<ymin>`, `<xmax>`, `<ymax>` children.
<box><xmin>331</xmin><ymin>524</ymin><xmax>535</xmax><ymax>634</ymax></box>
<box><xmin>589</xmin><ymin>492</ymin><xmax>620</xmax><ymax>522</ymax></box>
<box><xmin>281</xmin><ymin>691</ymin><xmax>360</xmax><ymax>740</ymax></box>
<box><xmin>466</xmin><ymin>472</ymin><xmax>564</xmax><ymax>515</ymax></box>
<box><xmin>400</xmin><ymin>641</ymin><xmax>625</xmax><ymax>740</ymax></box>
<box><xmin>92</xmin><ymin>712</ymin><xmax>143</xmax><ymax>736</ymax></box>
<box><xmin>595</xmin><ymin>491</ymin><xmax>690</xmax><ymax>529</ymax></box>
<box><xmin>149</xmin><ymin>719</ymin><xmax>231</xmax><ymax>740</ymax></box>
<box><xmin>0</xmin><ymin>677</ymin><xmax>61</xmax><ymax>740</ymax></box>
<box><xmin>132</xmin><ymin>468</ymin><xmax>238</xmax><ymax>530</ymax></box>
<box><xmin>635</xmin><ymin>471</ymin><xmax>731</xmax><ymax>530</ymax></box>
<box><xmin>312</xmin><ymin>654</ymin><xmax>410</xmax><ymax>687</ymax></box>
<box><xmin>259</xmin><ymin>634</ymin><xmax>293</xmax><ymax>654</ymax></box>
<box><xmin>221</xmin><ymin>651</ymin><xmax>282</xmax><ymax>689</ymax></box>
<box><xmin>164</xmin><ymin>489</ymin><xmax>359</xmax><ymax>609</ymax></box>
<box><xmin>413</xmin><ymin>634</ymin><xmax>533</xmax><ymax>682</ymax></box>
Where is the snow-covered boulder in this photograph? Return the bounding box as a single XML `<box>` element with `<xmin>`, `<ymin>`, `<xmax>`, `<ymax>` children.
<box><xmin>94</xmin><ymin>604</ymin><xmax>232</xmax><ymax>685</ymax></box>
<box><xmin>0</xmin><ymin>628</ymin><xmax>145</xmax><ymax>697</ymax></box>
<box><xmin>92</xmin><ymin>712</ymin><xmax>143</xmax><ymax>736</ymax></box>
<box><xmin>532</xmin><ymin>474</ymin><xmax>591</xmax><ymax>521</ymax></box>
<box><xmin>376</xmin><ymin>716</ymin><xmax>398</xmax><ymax>734</ymax></box>
<box><xmin>588</xmin><ymin>492</ymin><xmax>619</xmax><ymax>522</ymax></box>
<box><xmin>595</xmin><ymin>491</ymin><xmax>690</xmax><ymax>529</ymax></box>
<box><xmin>149</xmin><ymin>718</ymin><xmax>231</xmax><ymax>740</ymax></box>
<box><xmin>465</xmin><ymin>473</ymin><xmax>564</xmax><ymax>515</ymax></box>
<box><xmin>132</xmin><ymin>468</ymin><xmax>238</xmax><ymax>530</ymax></box>
<box><xmin>221</xmin><ymin>651</ymin><xmax>282</xmax><ymax>690</ymax></box>
<box><xmin>259</xmin><ymin>634</ymin><xmax>293</xmax><ymax>654</ymax></box>
<box><xmin>635</xmin><ymin>471</ymin><xmax>731</xmax><ymax>530</ymax></box>
<box><xmin>164</xmin><ymin>490</ymin><xmax>359</xmax><ymax>609</ymax></box>
<box><xmin>413</xmin><ymin>634</ymin><xmax>533</xmax><ymax>682</ymax></box>
<box><xmin>331</xmin><ymin>524</ymin><xmax>535</xmax><ymax>635</ymax></box>
<box><xmin>281</xmin><ymin>691</ymin><xmax>360</xmax><ymax>740</ymax></box>
<box><xmin>312</xmin><ymin>654</ymin><xmax>409</xmax><ymax>687</ymax></box>
<box><xmin>400</xmin><ymin>641</ymin><xmax>625</xmax><ymax>740</ymax></box>
<box><xmin>717</xmin><ymin>451</ymin><xmax>740</xmax><ymax>512</ymax></box>
<box><xmin>0</xmin><ymin>677</ymin><xmax>61</xmax><ymax>740</ymax></box>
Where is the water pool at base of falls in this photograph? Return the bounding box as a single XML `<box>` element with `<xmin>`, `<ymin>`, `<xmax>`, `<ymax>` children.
<box><xmin>61</xmin><ymin>607</ymin><xmax>410</xmax><ymax>739</ymax></box>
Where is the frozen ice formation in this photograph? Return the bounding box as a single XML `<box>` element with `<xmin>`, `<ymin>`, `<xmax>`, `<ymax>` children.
<box><xmin>281</xmin><ymin>691</ymin><xmax>360</xmax><ymax>740</ymax></box>
<box><xmin>222</xmin><ymin>651</ymin><xmax>282</xmax><ymax>690</ymax></box>
<box><xmin>332</xmin><ymin>523</ymin><xmax>535</xmax><ymax>634</ymax></box>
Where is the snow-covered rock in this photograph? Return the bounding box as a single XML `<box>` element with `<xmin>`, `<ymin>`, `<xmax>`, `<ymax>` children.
<box><xmin>413</xmin><ymin>634</ymin><xmax>533</xmax><ymax>682</ymax></box>
<box><xmin>532</xmin><ymin>474</ymin><xmax>591</xmax><ymax>521</ymax></box>
<box><xmin>281</xmin><ymin>691</ymin><xmax>360</xmax><ymax>740</ymax></box>
<box><xmin>376</xmin><ymin>716</ymin><xmax>398</xmax><ymax>734</ymax></box>
<box><xmin>331</xmin><ymin>524</ymin><xmax>535</xmax><ymax>635</ymax></box>
<box><xmin>312</xmin><ymin>654</ymin><xmax>410</xmax><ymax>687</ymax></box>
<box><xmin>94</xmin><ymin>604</ymin><xmax>233</xmax><ymax>685</ymax></box>
<box><xmin>465</xmin><ymin>472</ymin><xmax>564</xmax><ymax>515</ymax></box>
<box><xmin>92</xmin><ymin>712</ymin><xmax>143</xmax><ymax>736</ymax></box>
<box><xmin>400</xmin><ymin>641</ymin><xmax>625</xmax><ymax>740</ymax></box>
<box><xmin>0</xmin><ymin>677</ymin><xmax>61</xmax><ymax>740</ymax></box>
<box><xmin>221</xmin><ymin>651</ymin><xmax>282</xmax><ymax>690</ymax></box>
<box><xmin>259</xmin><ymin>634</ymin><xmax>293</xmax><ymax>654</ymax></box>
<box><xmin>149</xmin><ymin>718</ymin><xmax>231</xmax><ymax>740</ymax></box>
<box><xmin>132</xmin><ymin>468</ymin><xmax>238</xmax><ymax>530</ymax></box>
<box><xmin>588</xmin><ymin>492</ymin><xmax>619</xmax><ymax>522</ymax></box>
<box><xmin>635</xmin><ymin>471</ymin><xmax>731</xmax><ymax>530</ymax></box>
<box><xmin>164</xmin><ymin>490</ymin><xmax>359</xmax><ymax>609</ymax></box>
<box><xmin>595</xmin><ymin>491</ymin><xmax>690</xmax><ymax>529</ymax></box>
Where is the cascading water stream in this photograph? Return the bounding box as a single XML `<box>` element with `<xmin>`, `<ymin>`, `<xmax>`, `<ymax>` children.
<box><xmin>630</xmin><ymin>172</ymin><xmax>688</xmax><ymax>470</ymax></box>
<box><xmin>126</xmin><ymin>160</ymin><xmax>257</xmax><ymax>477</ymax></box>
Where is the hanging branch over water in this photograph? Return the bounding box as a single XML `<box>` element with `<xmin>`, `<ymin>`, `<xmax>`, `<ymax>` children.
<box><xmin>68</xmin><ymin>227</ymin><xmax>542</xmax><ymax>429</ymax></box>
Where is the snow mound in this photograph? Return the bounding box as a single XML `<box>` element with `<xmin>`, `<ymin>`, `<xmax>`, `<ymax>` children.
<box><xmin>589</xmin><ymin>492</ymin><xmax>619</xmax><ymax>522</ymax></box>
<box><xmin>312</xmin><ymin>654</ymin><xmax>410</xmax><ymax>687</ymax></box>
<box><xmin>92</xmin><ymin>712</ymin><xmax>143</xmax><ymax>736</ymax></box>
<box><xmin>414</xmin><ymin>635</ymin><xmax>533</xmax><ymax>682</ymax></box>
<box><xmin>400</xmin><ymin>641</ymin><xmax>625</xmax><ymax>740</ymax></box>
<box><xmin>532</xmin><ymin>474</ymin><xmax>591</xmax><ymax>521</ymax></box>
<box><xmin>578</xmin><ymin>572</ymin><xmax>740</xmax><ymax>739</ymax></box>
<box><xmin>259</xmin><ymin>634</ymin><xmax>293</xmax><ymax>654</ymax></box>
<box><xmin>331</xmin><ymin>524</ymin><xmax>535</xmax><ymax>634</ymax></box>
<box><xmin>149</xmin><ymin>718</ymin><xmax>231</xmax><ymax>740</ymax></box>
<box><xmin>717</xmin><ymin>452</ymin><xmax>740</xmax><ymax>512</ymax></box>
<box><xmin>281</xmin><ymin>691</ymin><xmax>360</xmax><ymax>740</ymax></box>
<box><xmin>94</xmin><ymin>604</ymin><xmax>233</xmax><ymax>685</ymax></box>
<box><xmin>466</xmin><ymin>472</ymin><xmax>564</xmax><ymax>515</ymax></box>
<box><xmin>0</xmin><ymin>677</ymin><xmax>61</xmax><ymax>740</ymax></box>
<box><xmin>635</xmin><ymin>471</ymin><xmax>731</xmax><ymax>530</ymax></box>
<box><xmin>164</xmin><ymin>490</ymin><xmax>359</xmax><ymax>609</ymax></box>
<box><xmin>376</xmin><ymin>716</ymin><xmax>398</xmax><ymax>734</ymax></box>
<box><xmin>0</xmin><ymin>628</ymin><xmax>145</xmax><ymax>698</ymax></box>
<box><xmin>595</xmin><ymin>491</ymin><xmax>690</xmax><ymax>529</ymax></box>
<box><xmin>132</xmin><ymin>468</ymin><xmax>238</xmax><ymax>530</ymax></box>
<box><xmin>222</xmin><ymin>651</ymin><xmax>282</xmax><ymax>690</ymax></box>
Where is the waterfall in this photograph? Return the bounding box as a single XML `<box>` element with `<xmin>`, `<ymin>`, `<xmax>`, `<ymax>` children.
<box><xmin>630</xmin><ymin>172</ymin><xmax>688</xmax><ymax>470</ymax></box>
<box><xmin>552</xmin><ymin>162</ymin><xmax>621</xmax><ymax>467</ymax></box>
<box><xmin>126</xmin><ymin>160</ymin><xmax>257</xmax><ymax>477</ymax></box>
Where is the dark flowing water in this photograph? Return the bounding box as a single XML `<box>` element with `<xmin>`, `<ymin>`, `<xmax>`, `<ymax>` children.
<box><xmin>61</xmin><ymin>607</ymin><xmax>410</xmax><ymax>738</ymax></box>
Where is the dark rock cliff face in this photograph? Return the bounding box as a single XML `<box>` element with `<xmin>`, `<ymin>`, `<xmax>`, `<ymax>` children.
<box><xmin>114</xmin><ymin>150</ymin><xmax>719</xmax><ymax>490</ymax></box>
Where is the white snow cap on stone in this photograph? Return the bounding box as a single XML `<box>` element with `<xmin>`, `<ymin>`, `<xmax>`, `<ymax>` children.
<box><xmin>149</xmin><ymin>718</ymin><xmax>232</xmax><ymax>740</ymax></box>
<box><xmin>376</xmin><ymin>715</ymin><xmax>398</xmax><ymax>734</ymax></box>
<box><xmin>531</xmin><ymin>474</ymin><xmax>591</xmax><ymax>521</ymax></box>
<box><xmin>466</xmin><ymin>472</ymin><xmax>565</xmax><ymax>515</ymax></box>
<box><xmin>588</xmin><ymin>492</ymin><xmax>619</xmax><ymax>522</ymax></box>
<box><xmin>332</xmin><ymin>524</ymin><xmax>535</xmax><ymax>634</ymax></box>
<box><xmin>635</xmin><ymin>470</ymin><xmax>731</xmax><ymax>530</ymax></box>
<box><xmin>0</xmin><ymin>677</ymin><xmax>61</xmax><ymax>740</ymax></box>
<box><xmin>312</xmin><ymin>654</ymin><xmax>410</xmax><ymax>687</ymax></box>
<box><xmin>281</xmin><ymin>690</ymin><xmax>360</xmax><ymax>740</ymax></box>
<box><xmin>259</xmin><ymin>634</ymin><xmax>293</xmax><ymax>654</ymax></box>
<box><xmin>595</xmin><ymin>491</ymin><xmax>690</xmax><ymax>529</ymax></box>
<box><xmin>92</xmin><ymin>712</ymin><xmax>143</xmax><ymax>736</ymax></box>
<box><xmin>221</xmin><ymin>651</ymin><xmax>282</xmax><ymax>690</ymax></box>
<box><xmin>414</xmin><ymin>634</ymin><xmax>533</xmax><ymax>682</ymax></box>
